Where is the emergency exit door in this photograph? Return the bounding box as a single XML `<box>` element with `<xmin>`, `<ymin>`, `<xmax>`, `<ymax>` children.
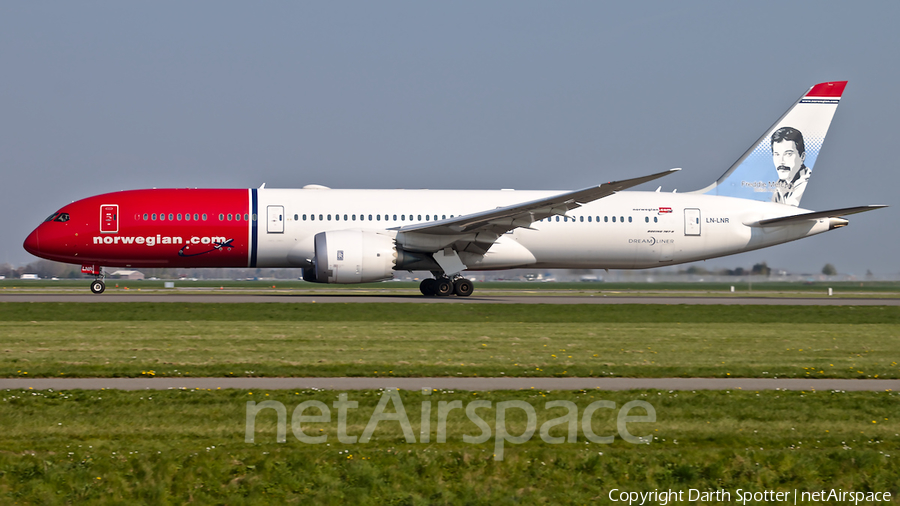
<box><xmin>267</xmin><ymin>206</ymin><xmax>284</xmax><ymax>233</ymax></box>
<box><xmin>684</xmin><ymin>208</ymin><xmax>701</xmax><ymax>236</ymax></box>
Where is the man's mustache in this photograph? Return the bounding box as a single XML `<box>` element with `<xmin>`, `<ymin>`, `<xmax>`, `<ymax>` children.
<box><xmin>776</xmin><ymin>165</ymin><xmax>790</xmax><ymax>171</ymax></box>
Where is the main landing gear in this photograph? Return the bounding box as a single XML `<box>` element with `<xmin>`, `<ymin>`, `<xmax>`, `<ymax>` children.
<box><xmin>419</xmin><ymin>276</ymin><xmax>474</xmax><ymax>297</ymax></box>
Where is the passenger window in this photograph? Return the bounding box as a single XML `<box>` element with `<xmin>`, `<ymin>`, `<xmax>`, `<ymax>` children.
<box><xmin>654</xmin><ymin>217</ymin><xmax>658</xmax><ymax>223</ymax></box>
<box><xmin>202</xmin><ymin>214</ymin><xmax>207</xmax><ymax>221</ymax></box>
<box><xmin>195</xmin><ymin>214</ymin><xmax>200</xmax><ymax>220</ymax></box>
<box><xmin>327</xmin><ymin>214</ymin><xmax>332</xmax><ymax>221</ymax></box>
<box><xmin>628</xmin><ymin>217</ymin><xmax>632</xmax><ymax>223</ymax></box>
<box><xmin>393</xmin><ymin>214</ymin><xmax>397</xmax><ymax>221</ymax></box>
<box><xmin>645</xmin><ymin>216</ymin><xmax>649</xmax><ymax>223</ymax></box>
<box><xmin>579</xmin><ymin>216</ymin><xmax>583</xmax><ymax>222</ymax></box>
<box><xmin>369</xmin><ymin>215</ymin><xmax>373</xmax><ymax>221</ymax></box>
<box><xmin>143</xmin><ymin>213</ymin><xmax>149</xmax><ymax>220</ymax></box>
<box><xmin>294</xmin><ymin>214</ymin><xmax>298</xmax><ymax>220</ymax></box>
<box><xmin>227</xmin><ymin>214</ymin><xmax>233</xmax><ymax>221</ymax></box>
<box><xmin>218</xmin><ymin>214</ymin><xmax>224</xmax><ymax>221</ymax></box>
<box><xmin>344</xmin><ymin>214</ymin><xmax>348</xmax><ymax>221</ymax></box>
<box><xmin>603</xmin><ymin>216</ymin><xmax>608</xmax><ymax>222</ymax></box>
<box><xmin>185</xmin><ymin>214</ymin><xmax>191</xmax><ymax>221</ymax></box>
<box><xmin>620</xmin><ymin>216</ymin><xmax>624</xmax><ymax>222</ymax></box>
<box><xmin>442</xmin><ymin>215</ymin><xmax>446</xmax><ymax>220</ymax></box>
<box><xmin>556</xmin><ymin>216</ymin><xmax>560</xmax><ymax>222</ymax></box>
<box><xmin>168</xmin><ymin>213</ymin><xmax>174</xmax><ymax>221</ymax></box>
<box><xmin>612</xmin><ymin>216</ymin><xmax>616</xmax><ymax>223</ymax></box>
<box><xmin>401</xmin><ymin>215</ymin><xmax>405</xmax><ymax>221</ymax></box>
<box><xmin>319</xmin><ymin>214</ymin><xmax>323</xmax><ymax>220</ymax></box>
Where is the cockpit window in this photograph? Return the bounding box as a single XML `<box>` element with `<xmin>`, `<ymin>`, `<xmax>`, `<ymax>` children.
<box><xmin>44</xmin><ymin>212</ymin><xmax>69</xmax><ymax>222</ymax></box>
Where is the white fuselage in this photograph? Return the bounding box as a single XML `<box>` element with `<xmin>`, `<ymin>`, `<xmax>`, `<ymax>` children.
<box><xmin>255</xmin><ymin>188</ymin><xmax>834</xmax><ymax>271</ymax></box>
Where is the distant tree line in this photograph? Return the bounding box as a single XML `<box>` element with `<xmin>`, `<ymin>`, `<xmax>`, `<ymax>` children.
<box><xmin>0</xmin><ymin>260</ymin><xmax>83</xmax><ymax>279</ymax></box>
<box><xmin>681</xmin><ymin>262</ymin><xmax>840</xmax><ymax>277</ymax></box>
<box><xmin>681</xmin><ymin>262</ymin><xmax>772</xmax><ymax>276</ymax></box>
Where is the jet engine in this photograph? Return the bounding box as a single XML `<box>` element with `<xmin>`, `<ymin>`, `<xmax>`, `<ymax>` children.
<box><xmin>302</xmin><ymin>230</ymin><xmax>397</xmax><ymax>283</ymax></box>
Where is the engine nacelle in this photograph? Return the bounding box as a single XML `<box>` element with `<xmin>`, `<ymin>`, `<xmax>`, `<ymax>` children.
<box><xmin>304</xmin><ymin>230</ymin><xmax>396</xmax><ymax>283</ymax></box>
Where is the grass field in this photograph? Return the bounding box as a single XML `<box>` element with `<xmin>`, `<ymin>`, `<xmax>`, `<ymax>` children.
<box><xmin>2</xmin><ymin>303</ymin><xmax>899</xmax><ymax>379</ymax></box>
<box><xmin>1</xmin><ymin>388</ymin><xmax>898</xmax><ymax>504</ymax></box>
<box><xmin>4</xmin><ymin>279</ymin><xmax>900</xmax><ymax>296</ymax></box>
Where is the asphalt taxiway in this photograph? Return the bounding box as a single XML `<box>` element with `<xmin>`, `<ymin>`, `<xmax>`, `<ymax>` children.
<box><xmin>2</xmin><ymin>377</ymin><xmax>897</xmax><ymax>391</ymax></box>
<box><xmin>2</xmin><ymin>293</ymin><xmax>898</xmax><ymax>305</ymax></box>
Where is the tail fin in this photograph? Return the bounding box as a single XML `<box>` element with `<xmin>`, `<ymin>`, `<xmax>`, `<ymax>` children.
<box><xmin>694</xmin><ymin>81</ymin><xmax>847</xmax><ymax>207</ymax></box>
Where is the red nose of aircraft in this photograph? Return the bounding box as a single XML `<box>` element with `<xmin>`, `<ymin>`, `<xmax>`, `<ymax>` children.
<box><xmin>23</xmin><ymin>227</ymin><xmax>40</xmax><ymax>257</ymax></box>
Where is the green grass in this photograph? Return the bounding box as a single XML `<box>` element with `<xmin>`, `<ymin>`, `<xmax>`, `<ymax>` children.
<box><xmin>1</xmin><ymin>388</ymin><xmax>898</xmax><ymax>504</ymax></box>
<box><xmin>2</xmin><ymin>302</ymin><xmax>899</xmax><ymax>323</ymax></box>
<box><xmin>4</xmin><ymin>279</ymin><xmax>900</xmax><ymax>293</ymax></box>
<box><xmin>2</xmin><ymin>304</ymin><xmax>899</xmax><ymax>379</ymax></box>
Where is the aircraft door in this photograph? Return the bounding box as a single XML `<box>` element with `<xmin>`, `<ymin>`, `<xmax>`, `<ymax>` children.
<box><xmin>100</xmin><ymin>204</ymin><xmax>118</xmax><ymax>233</ymax></box>
<box><xmin>684</xmin><ymin>208</ymin><xmax>701</xmax><ymax>236</ymax></box>
<box><xmin>267</xmin><ymin>205</ymin><xmax>284</xmax><ymax>233</ymax></box>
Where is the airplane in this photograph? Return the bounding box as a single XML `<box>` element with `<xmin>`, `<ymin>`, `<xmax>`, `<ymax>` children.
<box><xmin>23</xmin><ymin>81</ymin><xmax>885</xmax><ymax>296</ymax></box>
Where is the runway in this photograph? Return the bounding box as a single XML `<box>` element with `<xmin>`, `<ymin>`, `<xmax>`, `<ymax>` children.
<box><xmin>2</xmin><ymin>293</ymin><xmax>899</xmax><ymax>305</ymax></box>
<box><xmin>3</xmin><ymin>377</ymin><xmax>898</xmax><ymax>391</ymax></box>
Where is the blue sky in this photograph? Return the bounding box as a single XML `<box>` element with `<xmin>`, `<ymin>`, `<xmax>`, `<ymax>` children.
<box><xmin>2</xmin><ymin>1</ymin><xmax>897</xmax><ymax>275</ymax></box>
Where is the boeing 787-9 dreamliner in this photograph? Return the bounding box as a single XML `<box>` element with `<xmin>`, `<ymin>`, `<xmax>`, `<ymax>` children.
<box><xmin>24</xmin><ymin>81</ymin><xmax>885</xmax><ymax>296</ymax></box>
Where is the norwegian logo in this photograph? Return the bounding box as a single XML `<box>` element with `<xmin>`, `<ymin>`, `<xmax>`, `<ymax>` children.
<box><xmin>658</xmin><ymin>207</ymin><xmax>673</xmax><ymax>214</ymax></box>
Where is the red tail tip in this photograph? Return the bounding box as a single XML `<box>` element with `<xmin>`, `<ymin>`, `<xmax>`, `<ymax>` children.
<box><xmin>806</xmin><ymin>81</ymin><xmax>847</xmax><ymax>98</ymax></box>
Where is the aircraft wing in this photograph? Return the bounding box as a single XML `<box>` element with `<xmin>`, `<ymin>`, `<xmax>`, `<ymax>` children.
<box><xmin>397</xmin><ymin>168</ymin><xmax>680</xmax><ymax>238</ymax></box>
<box><xmin>751</xmin><ymin>204</ymin><xmax>887</xmax><ymax>227</ymax></box>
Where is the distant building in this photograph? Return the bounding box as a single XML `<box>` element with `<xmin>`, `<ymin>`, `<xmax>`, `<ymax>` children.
<box><xmin>109</xmin><ymin>270</ymin><xmax>145</xmax><ymax>280</ymax></box>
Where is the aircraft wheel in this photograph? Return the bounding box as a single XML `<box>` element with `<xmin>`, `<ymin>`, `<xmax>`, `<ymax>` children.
<box><xmin>453</xmin><ymin>278</ymin><xmax>474</xmax><ymax>297</ymax></box>
<box><xmin>419</xmin><ymin>278</ymin><xmax>436</xmax><ymax>296</ymax></box>
<box><xmin>435</xmin><ymin>278</ymin><xmax>453</xmax><ymax>296</ymax></box>
<box><xmin>90</xmin><ymin>280</ymin><xmax>106</xmax><ymax>294</ymax></box>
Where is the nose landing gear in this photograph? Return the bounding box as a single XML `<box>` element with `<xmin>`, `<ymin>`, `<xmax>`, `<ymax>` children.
<box><xmin>90</xmin><ymin>279</ymin><xmax>106</xmax><ymax>294</ymax></box>
<box><xmin>419</xmin><ymin>276</ymin><xmax>474</xmax><ymax>297</ymax></box>
<box><xmin>82</xmin><ymin>264</ymin><xmax>105</xmax><ymax>294</ymax></box>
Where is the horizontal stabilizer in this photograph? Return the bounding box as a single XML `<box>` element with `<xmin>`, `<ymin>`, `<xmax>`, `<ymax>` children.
<box><xmin>750</xmin><ymin>205</ymin><xmax>887</xmax><ymax>227</ymax></box>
